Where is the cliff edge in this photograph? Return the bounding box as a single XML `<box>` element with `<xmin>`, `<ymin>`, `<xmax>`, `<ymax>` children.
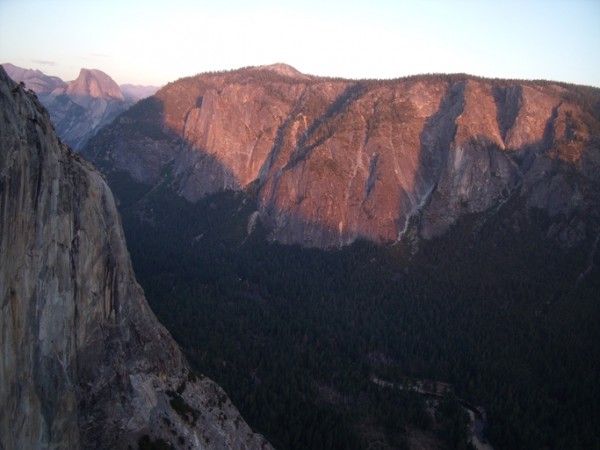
<box><xmin>0</xmin><ymin>66</ymin><xmax>271</xmax><ymax>449</ymax></box>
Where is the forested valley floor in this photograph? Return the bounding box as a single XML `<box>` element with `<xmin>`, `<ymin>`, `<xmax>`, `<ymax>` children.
<box><xmin>117</xmin><ymin>184</ymin><xmax>600</xmax><ymax>450</ymax></box>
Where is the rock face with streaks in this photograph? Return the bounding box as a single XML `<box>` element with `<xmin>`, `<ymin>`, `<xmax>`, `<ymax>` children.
<box><xmin>83</xmin><ymin>64</ymin><xmax>600</xmax><ymax>248</ymax></box>
<box><xmin>0</xmin><ymin>66</ymin><xmax>271</xmax><ymax>449</ymax></box>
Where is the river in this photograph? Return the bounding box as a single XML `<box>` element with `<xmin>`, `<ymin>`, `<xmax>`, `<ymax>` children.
<box><xmin>371</xmin><ymin>376</ymin><xmax>494</xmax><ymax>449</ymax></box>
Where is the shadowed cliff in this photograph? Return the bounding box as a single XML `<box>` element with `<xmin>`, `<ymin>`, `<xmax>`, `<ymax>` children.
<box><xmin>0</xmin><ymin>66</ymin><xmax>271</xmax><ymax>449</ymax></box>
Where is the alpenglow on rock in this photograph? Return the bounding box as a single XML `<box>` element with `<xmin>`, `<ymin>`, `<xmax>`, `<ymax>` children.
<box><xmin>83</xmin><ymin>65</ymin><xmax>600</xmax><ymax>248</ymax></box>
<box><xmin>0</xmin><ymin>66</ymin><xmax>271</xmax><ymax>449</ymax></box>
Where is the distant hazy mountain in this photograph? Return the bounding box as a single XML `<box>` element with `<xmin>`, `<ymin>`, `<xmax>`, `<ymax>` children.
<box><xmin>45</xmin><ymin>68</ymin><xmax>130</xmax><ymax>150</ymax></box>
<box><xmin>120</xmin><ymin>83</ymin><xmax>160</xmax><ymax>102</ymax></box>
<box><xmin>2</xmin><ymin>62</ymin><xmax>66</xmax><ymax>94</ymax></box>
<box><xmin>3</xmin><ymin>64</ymin><xmax>135</xmax><ymax>150</ymax></box>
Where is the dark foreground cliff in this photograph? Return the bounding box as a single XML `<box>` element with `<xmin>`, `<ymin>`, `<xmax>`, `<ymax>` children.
<box><xmin>0</xmin><ymin>67</ymin><xmax>271</xmax><ymax>449</ymax></box>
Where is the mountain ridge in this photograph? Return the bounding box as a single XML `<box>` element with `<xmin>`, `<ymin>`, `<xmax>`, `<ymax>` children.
<box><xmin>120</xmin><ymin>83</ymin><xmax>161</xmax><ymax>102</ymax></box>
<box><xmin>3</xmin><ymin>64</ymin><xmax>160</xmax><ymax>150</ymax></box>
<box><xmin>83</xmin><ymin>65</ymin><xmax>600</xmax><ymax>249</ymax></box>
<box><xmin>1</xmin><ymin>62</ymin><xmax>66</xmax><ymax>93</ymax></box>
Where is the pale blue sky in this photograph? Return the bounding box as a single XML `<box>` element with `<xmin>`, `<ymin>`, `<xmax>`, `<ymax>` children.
<box><xmin>1</xmin><ymin>0</ymin><xmax>598</xmax><ymax>87</ymax></box>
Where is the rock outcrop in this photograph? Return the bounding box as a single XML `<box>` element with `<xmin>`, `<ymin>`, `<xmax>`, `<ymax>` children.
<box><xmin>0</xmin><ymin>66</ymin><xmax>271</xmax><ymax>449</ymax></box>
<box><xmin>82</xmin><ymin>65</ymin><xmax>600</xmax><ymax>248</ymax></box>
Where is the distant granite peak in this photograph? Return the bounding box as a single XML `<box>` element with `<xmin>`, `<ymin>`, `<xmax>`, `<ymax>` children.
<box><xmin>258</xmin><ymin>62</ymin><xmax>310</xmax><ymax>79</ymax></box>
<box><xmin>66</xmin><ymin>68</ymin><xmax>125</xmax><ymax>100</ymax></box>
<box><xmin>3</xmin><ymin>64</ymin><xmax>131</xmax><ymax>150</ymax></box>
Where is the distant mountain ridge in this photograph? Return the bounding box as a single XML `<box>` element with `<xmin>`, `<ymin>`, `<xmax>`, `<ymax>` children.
<box><xmin>3</xmin><ymin>63</ymin><xmax>159</xmax><ymax>150</ymax></box>
<box><xmin>120</xmin><ymin>83</ymin><xmax>161</xmax><ymax>102</ymax></box>
<box><xmin>1</xmin><ymin>62</ymin><xmax>66</xmax><ymax>93</ymax></box>
<box><xmin>82</xmin><ymin>64</ymin><xmax>600</xmax><ymax>250</ymax></box>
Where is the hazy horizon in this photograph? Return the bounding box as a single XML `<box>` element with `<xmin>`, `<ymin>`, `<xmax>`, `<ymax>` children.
<box><xmin>1</xmin><ymin>0</ymin><xmax>599</xmax><ymax>88</ymax></box>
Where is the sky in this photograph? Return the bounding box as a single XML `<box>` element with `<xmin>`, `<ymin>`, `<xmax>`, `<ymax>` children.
<box><xmin>0</xmin><ymin>0</ymin><xmax>599</xmax><ymax>87</ymax></box>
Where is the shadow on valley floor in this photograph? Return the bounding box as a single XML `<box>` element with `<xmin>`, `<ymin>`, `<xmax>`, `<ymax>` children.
<box><xmin>80</xmin><ymin>71</ymin><xmax>600</xmax><ymax>450</ymax></box>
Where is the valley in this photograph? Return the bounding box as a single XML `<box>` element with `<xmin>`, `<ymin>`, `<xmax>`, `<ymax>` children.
<box><xmin>78</xmin><ymin>65</ymin><xmax>599</xmax><ymax>449</ymax></box>
<box><xmin>3</xmin><ymin>61</ymin><xmax>598</xmax><ymax>449</ymax></box>
<box><xmin>113</xmin><ymin>183</ymin><xmax>600</xmax><ymax>449</ymax></box>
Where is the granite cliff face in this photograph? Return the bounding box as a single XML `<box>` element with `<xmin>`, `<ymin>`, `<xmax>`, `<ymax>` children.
<box><xmin>83</xmin><ymin>64</ymin><xmax>600</xmax><ymax>248</ymax></box>
<box><xmin>5</xmin><ymin>65</ymin><xmax>131</xmax><ymax>151</ymax></box>
<box><xmin>65</xmin><ymin>68</ymin><xmax>125</xmax><ymax>101</ymax></box>
<box><xmin>0</xmin><ymin>66</ymin><xmax>271</xmax><ymax>449</ymax></box>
